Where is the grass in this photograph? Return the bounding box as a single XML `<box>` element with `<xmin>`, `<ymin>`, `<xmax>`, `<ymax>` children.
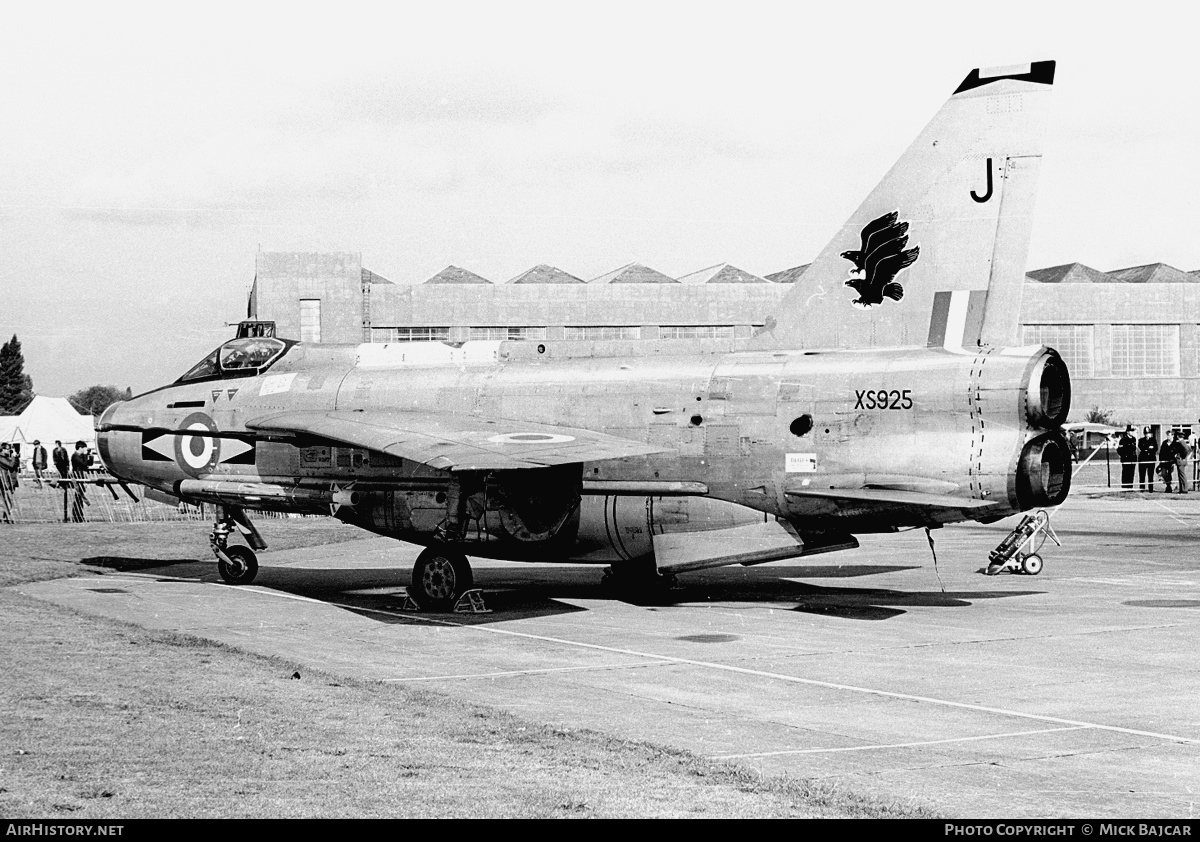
<box><xmin>0</xmin><ymin>521</ymin><xmax>935</xmax><ymax>818</ymax></box>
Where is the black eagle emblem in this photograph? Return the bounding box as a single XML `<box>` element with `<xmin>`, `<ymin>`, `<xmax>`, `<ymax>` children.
<box><xmin>840</xmin><ymin>211</ymin><xmax>919</xmax><ymax>307</ymax></box>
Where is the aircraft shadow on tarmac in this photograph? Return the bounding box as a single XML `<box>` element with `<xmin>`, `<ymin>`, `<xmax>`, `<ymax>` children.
<box><xmin>782</xmin><ymin>582</ymin><xmax>1041</xmax><ymax>621</ymax></box>
<box><xmin>81</xmin><ymin>555</ymin><xmax>209</xmax><ymax>574</ymax></box>
<box><xmin>253</xmin><ymin>562</ymin><xmax>933</xmax><ymax>624</ymax></box>
<box><xmin>77</xmin><ymin>556</ymin><xmax>1043</xmax><ymax>625</ymax></box>
<box><xmin>258</xmin><ymin>563</ymin><xmax>1043</xmax><ymax>626</ymax></box>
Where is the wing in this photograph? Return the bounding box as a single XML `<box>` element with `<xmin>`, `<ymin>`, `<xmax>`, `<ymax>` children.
<box><xmin>786</xmin><ymin>486</ymin><xmax>998</xmax><ymax>511</ymax></box>
<box><xmin>651</xmin><ymin>519</ymin><xmax>859</xmax><ymax>575</ymax></box>
<box><xmin>245</xmin><ymin>409</ymin><xmax>667</xmax><ymax>471</ymax></box>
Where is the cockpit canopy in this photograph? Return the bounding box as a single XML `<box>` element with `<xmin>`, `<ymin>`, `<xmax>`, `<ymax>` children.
<box><xmin>177</xmin><ymin>337</ymin><xmax>291</xmax><ymax>383</ymax></box>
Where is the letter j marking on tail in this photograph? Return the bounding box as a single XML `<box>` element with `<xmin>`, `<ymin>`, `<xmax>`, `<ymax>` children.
<box><xmin>971</xmin><ymin>157</ymin><xmax>993</xmax><ymax>203</ymax></box>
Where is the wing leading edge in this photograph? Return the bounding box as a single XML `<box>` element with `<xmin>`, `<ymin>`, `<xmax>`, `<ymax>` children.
<box><xmin>245</xmin><ymin>410</ymin><xmax>668</xmax><ymax>471</ymax></box>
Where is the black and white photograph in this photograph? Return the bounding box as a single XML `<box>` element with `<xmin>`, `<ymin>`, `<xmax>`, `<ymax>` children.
<box><xmin>2</xmin><ymin>0</ymin><xmax>1199</xmax><ymax>823</ymax></box>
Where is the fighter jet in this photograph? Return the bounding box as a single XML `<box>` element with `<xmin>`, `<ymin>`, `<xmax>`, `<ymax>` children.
<box><xmin>97</xmin><ymin>61</ymin><xmax>1070</xmax><ymax>609</ymax></box>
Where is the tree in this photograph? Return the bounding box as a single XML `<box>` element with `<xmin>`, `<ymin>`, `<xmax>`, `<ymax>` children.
<box><xmin>0</xmin><ymin>335</ymin><xmax>34</xmax><ymax>415</ymax></box>
<box><xmin>69</xmin><ymin>385</ymin><xmax>132</xmax><ymax>416</ymax></box>
<box><xmin>1085</xmin><ymin>406</ymin><xmax>1115</xmax><ymax>425</ymax></box>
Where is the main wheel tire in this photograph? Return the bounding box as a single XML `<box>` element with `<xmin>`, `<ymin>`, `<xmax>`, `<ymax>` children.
<box><xmin>218</xmin><ymin>545</ymin><xmax>259</xmax><ymax>585</ymax></box>
<box><xmin>411</xmin><ymin>546</ymin><xmax>473</xmax><ymax>612</ymax></box>
<box><xmin>1021</xmin><ymin>553</ymin><xmax>1044</xmax><ymax>575</ymax></box>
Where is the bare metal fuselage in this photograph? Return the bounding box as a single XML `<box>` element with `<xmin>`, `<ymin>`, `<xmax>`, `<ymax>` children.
<box><xmin>98</xmin><ymin>337</ymin><xmax>1069</xmax><ymax>564</ymax></box>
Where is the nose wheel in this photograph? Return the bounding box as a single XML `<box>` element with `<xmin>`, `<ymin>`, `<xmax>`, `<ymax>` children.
<box><xmin>210</xmin><ymin>506</ymin><xmax>266</xmax><ymax>585</ymax></box>
<box><xmin>217</xmin><ymin>545</ymin><xmax>259</xmax><ymax>585</ymax></box>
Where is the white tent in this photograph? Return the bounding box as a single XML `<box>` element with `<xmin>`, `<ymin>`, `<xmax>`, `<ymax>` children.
<box><xmin>0</xmin><ymin>416</ymin><xmax>21</xmax><ymax>445</ymax></box>
<box><xmin>0</xmin><ymin>396</ymin><xmax>95</xmax><ymax>468</ymax></box>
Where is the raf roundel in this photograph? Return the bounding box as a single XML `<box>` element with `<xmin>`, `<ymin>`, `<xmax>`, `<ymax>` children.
<box><xmin>174</xmin><ymin>412</ymin><xmax>221</xmax><ymax>476</ymax></box>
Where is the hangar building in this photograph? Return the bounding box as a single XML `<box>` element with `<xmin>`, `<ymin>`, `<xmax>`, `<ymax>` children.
<box><xmin>247</xmin><ymin>251</ymin><xmax>1200</xmax><ymax>431</ymax></box>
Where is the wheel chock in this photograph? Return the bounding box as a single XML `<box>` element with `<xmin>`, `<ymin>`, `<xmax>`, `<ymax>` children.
<box><xmin>454</xmin><ymin>589</ymin><xmax>491</xmax><ymax>614</ymax></box>
<box><xmin>399</xmin><ymin>589</ymin><xmax>422</xmax><ymax>611</ymax></box>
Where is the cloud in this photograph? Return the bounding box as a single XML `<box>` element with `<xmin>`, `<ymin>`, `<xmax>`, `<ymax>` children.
<box><xmin>309</xmin><ymin>74</ymin><xmax>570</xmax><ymax>129</ymax></box>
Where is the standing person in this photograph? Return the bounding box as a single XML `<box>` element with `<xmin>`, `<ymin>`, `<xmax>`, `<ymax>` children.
<box><xmin>69</xmin><ymin>440</ymin><xmax>91</xmax><ymax>522</ymax></box>
<box><xmin>30</xmin><ymin>439</ymin><xmax>48</xmax><ymax>489</ymax></box>
<box><xmin>1137</xmin><ymin>427</ymin><xmax>1158</xmax><ymax>492</ymax></box>
<box><xmin>1172</xmin><ymin>431</ymin><xmax>1191</xmax><ymax>495</ymax></box>
<box><xmin>1117</xmin><ymin>425</ymin><xmax>1137</xmax><ymax>491</ymax></box>
<box><xmin>52</xmin><ymin>440</ymin><xmax>69</xmax><ymax>480</ymax></box>
<box><xmin>0</xmin><ymin>443</ymin><xmax>16</xmax><ymax>523</ymax></box>
<box><xmin>0</xmin><ymin>443</ymin><xmax>18</xmax><ymax>492</ymax></box>
<box><xmin>1158</xmin><ymin>437</ymin><xmax>1175</xmax><ymax>493</ymax></box>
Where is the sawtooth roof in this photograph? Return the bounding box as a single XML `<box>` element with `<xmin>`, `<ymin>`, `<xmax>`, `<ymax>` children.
<box><xmin>588</xmin><ymin>263</ymin><xmax>677</xmax><ymax>284</ymax></box>
<box><xmin>507</xmin><ymin>264</ymin><xmax>585</xmax><ymax>284</ymax></box>
<box><xmin>424</xmin><ymin>265</ymin><xmax>493</xmax><ymax>285</ymax></box>
<box><xmin>1025</xmin><ymin>263</ymin><xmax>1113</xmax><ymax>284</ymax></box>
<box><xmin>1105</xmin><ymin>263</ymin><xmax>1195</xmax><ymax>284</ymax></box>
<box><xmin>676</xmin><ymin>264</ymin><xmax>769</xmax><ymax>284</ymax></box>
<box><xmin>361</xmin><ymin>268</ymin><xmax>393</xmax><ymax>285</ymax></box>
<box><xmin>764</xmin><ymin>264</ymin><xmax>810</xmax><ymax>284</ymax></box>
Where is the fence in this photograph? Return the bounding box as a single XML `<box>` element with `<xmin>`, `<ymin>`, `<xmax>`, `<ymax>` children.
<box><xmin>1072</xmin><ymin>442</ymin><xmax>1199</xmax><ymax>491</ymax></box>
<box><xmin>0</xmin><ymin>471</ymin><xmax>322</xmax><ymax>525</ymax></box>
<box><xmin>0</xmin><ymin>474</ymin><xmax>207</xmax><ymax>524</ymax></box>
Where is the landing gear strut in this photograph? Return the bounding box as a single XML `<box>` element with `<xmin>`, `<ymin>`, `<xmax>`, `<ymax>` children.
<box><xmin>211</xmin><ymin>506</ymin><xmax>267</xmax><ymax>585</ymax></box>
<box><xmin>410</xmin><ymin>544</ymin><xmax>473</xmax><ymax>611</ymax></box>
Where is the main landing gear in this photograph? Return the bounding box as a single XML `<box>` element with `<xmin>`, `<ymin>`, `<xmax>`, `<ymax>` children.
<box><xmin>410</xmin><ymin>544</ymin><xmax>474</xmax><ymax>612</ymax></box>
<box><xmin>211</xmin><ymin>506</ymin><xmax>268</xmax><ymax>585</ymax></box>
<box><xmin>408</xmin><ymin>476</ymin><xmax>478</xmax><ymax>611</ymax></box>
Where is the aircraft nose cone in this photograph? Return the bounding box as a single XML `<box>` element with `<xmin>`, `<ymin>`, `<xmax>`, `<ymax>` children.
<box><xmin>96</xmin><ymin>401</ymin><xmax>123</xmax><ymax>431</ymax></box>
<box><xmin>95</xmin><ymin>400</ymin><xmax>132</xmax><ymax>479</ymax></box>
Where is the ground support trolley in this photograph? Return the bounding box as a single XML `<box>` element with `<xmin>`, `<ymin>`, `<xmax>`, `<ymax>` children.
<box><xmin>986</xmin><ymin>509</ymin><xmax>1060</xmax><ymax>575</ymax></box>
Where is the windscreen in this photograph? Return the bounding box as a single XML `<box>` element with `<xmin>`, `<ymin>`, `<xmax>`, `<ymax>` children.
<box><xmin>177</xmin><ymin>337</ymin><xmax>289</xmax><ymax>383</ymax></box>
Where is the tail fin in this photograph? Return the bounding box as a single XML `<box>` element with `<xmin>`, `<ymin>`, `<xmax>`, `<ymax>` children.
<box><xmin>750</xmin><ymin>61</ymin><xmax>1055</xmax><ymax>352</ymax></box>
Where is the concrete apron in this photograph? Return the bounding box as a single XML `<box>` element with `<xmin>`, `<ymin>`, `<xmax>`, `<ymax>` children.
<box><xmin>13</xmin><ymin>494</ymin><xmax>1200</xmax><ymax>818</ymax></box>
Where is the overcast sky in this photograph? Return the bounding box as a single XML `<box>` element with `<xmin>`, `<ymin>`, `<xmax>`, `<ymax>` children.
<box><xmin>3</xmin><ymin>1</ymin><xmax>1199</xmax><ymax>396</ymax></box>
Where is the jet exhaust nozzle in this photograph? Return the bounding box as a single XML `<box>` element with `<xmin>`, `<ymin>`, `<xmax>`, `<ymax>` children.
<box><xmin>1016</xmin><ymin>431</ymin><xmax>1072</xmax><ymax>509</ymax></box>
<box><xmin>1026</xmin><ymin>350</ymin><xmax>1071</xmax><ymax>429</ymax></box>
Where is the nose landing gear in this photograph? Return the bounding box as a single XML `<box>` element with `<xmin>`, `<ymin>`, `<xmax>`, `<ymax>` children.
<box><xmin>210</xmin><ymin>506</ymin><xmax>267</xmax><ymax>585</ymax></box>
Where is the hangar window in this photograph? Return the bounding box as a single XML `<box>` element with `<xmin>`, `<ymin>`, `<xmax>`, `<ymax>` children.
<box><xmin>1111</xmin><ymin>324</ymin><xmax>1178</xmax><ymax>377</ymax></box>
<box><xmin>370</xmin><ymin>327</ymin><xmax>451</xmax><ymax>342</ymax></box>
<box><xmin>1022</xmin><ymin>324</ymin><xmax>1094</xmax><ymax>378</ymax></box>
<box><xmin>563</xmin><ymin>326</ymin><xmax>641</xmax><ymax>340</ymax></box>
<box><xmin>659</xmin><ymin>325</ymin><xmax>735</xmax><ymax>339</ymax></box>
<box><xmin>469</xmin><ymin>326</ymin><xmax>548</xmax><ymax>341</ymax></box>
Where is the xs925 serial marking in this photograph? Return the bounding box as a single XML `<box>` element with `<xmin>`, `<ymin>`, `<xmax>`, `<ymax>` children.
<box><xmin>855</xmin><ymin>389</ymin><xmax>913</xmax><ymax>410</ymax></box>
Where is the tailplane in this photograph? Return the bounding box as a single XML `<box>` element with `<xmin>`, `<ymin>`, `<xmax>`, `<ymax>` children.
<box><xmin>751</xmin><ymin>61</ymin><xmax>1055</xmax><ymax>352</ymax></box>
